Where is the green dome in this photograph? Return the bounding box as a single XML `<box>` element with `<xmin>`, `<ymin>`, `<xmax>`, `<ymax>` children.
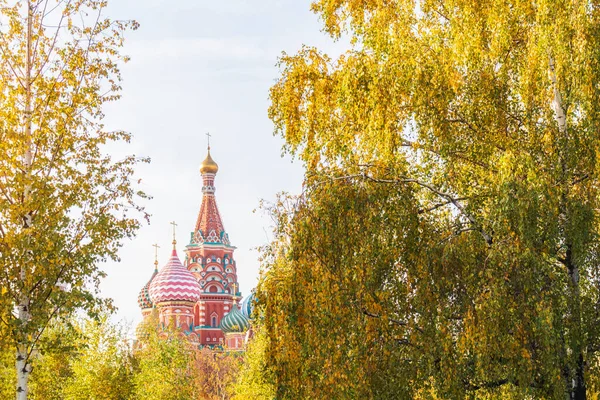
<box><xmin>219</xmin><ymin>305</ymin><xmax>249</xmax><ymax>333</ymax></box>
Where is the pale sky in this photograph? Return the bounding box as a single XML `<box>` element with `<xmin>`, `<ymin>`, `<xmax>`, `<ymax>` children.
<box><xmin>99</xmin><ymin>1</ymin><xmax>348</xmax><ymax>326</ymax></box>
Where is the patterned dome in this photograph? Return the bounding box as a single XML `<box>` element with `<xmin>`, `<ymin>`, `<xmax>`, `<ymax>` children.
<box><xmin>137</xmin><ymin>281</ymin><xmax>152</xmax><ymax>309</ymax></box>
<box><xmin>135</xmin><ymin>321</ymin><xmax>150</xmax><ymax>340</ymax></box>
<box><xmin>149</xmin><ymin>249</ymin><xmax>202</xmax><ymax>304</ymax></box>
<box><xmin>241</xmin><ymin>291</ymin><xmax>256</xmax><ymax>319</ymax></box>
<box><xmin>219</xmin><ymin>304</ymin><xmax>249</xmax><ymax>333</ymax></box>
<box><xmin>137</xmin><ymin>268</ymin><xmax>158</xmax><ymax>309</ymax></box>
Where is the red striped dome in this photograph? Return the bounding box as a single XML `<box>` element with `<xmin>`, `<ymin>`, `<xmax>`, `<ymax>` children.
<box><xmin>149</xmin><ymin>249</ymin><xmax>202</xmax><ymax>304</ymax></box>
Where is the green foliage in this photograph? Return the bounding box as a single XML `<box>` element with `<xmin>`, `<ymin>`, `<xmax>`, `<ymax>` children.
<box><xmin>28</xmin><ymin>321</ymin><xmax>79</xmax><ymax>400</ymax></box>
<box><xmin>133</xmin><ymin>317</ymin><xmax>245</xmax><ymax>400</ymax></box>
<box><xmin>234</xmin><ymin>326</ymin><xmax>276</xmax><ymax>400</ymax></box>
<box><xmin>61</xmin><ymin>317</ymin><xmax>135</xmax><ymax>400</ymax></box>
<box><xmin>0</xmin><ymin>316</ymin><xmax>134</xmax><ymax>400</ymax></box>
<box><xmin>0</xmin><ymin>345</ymin><xmax>15</xmax><ymax>400</ymax></box>
<box><xmin>29</xmin><ymin>351</ymin><xmax>71</xmax><ymax>400</ymax></box>
<box><xmin>133</xmin><ymin>318</ymin><xmax>197</xmax><ymax>400</ymax></box>
<box><xmin>0</xmin><ymin>313</ymin><xmax>250</xmax><ymax>400</ymax></box>
<box><xmin>0</xmin><ymin>0</ymin><xmax>146</xmax><ymax>396</ymax></box>
<box><xmin>252</xmin><ymin>0</ymin><xmax>600</xmax><ymax>398</ymax></box>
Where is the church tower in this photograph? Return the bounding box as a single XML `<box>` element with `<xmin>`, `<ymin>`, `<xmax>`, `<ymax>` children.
<box><xmin>184</xmin><ymin>144</ymin><xmax>240</xmax><ymax>346</ymax></box>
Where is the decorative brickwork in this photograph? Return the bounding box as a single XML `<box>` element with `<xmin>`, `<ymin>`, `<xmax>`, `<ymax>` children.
<box><xmin>137</xmin><ymin>147</ymin><xmax>249</xmax><ymax>350</ymax></box>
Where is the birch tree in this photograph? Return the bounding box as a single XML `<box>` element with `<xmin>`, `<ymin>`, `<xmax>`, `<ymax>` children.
<box><xmin>260</xmin><ymin>0</ymin><xmax>600</xmax><ymax>398</ymax></box>
<box><xmin>0</xmin><ymin>1</ymin><xmax>145</xmax><ymax>399</ymax></box>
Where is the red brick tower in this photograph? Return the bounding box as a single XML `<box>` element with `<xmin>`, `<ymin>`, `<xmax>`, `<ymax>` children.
<box><xmin>184</xmin><ymin>144</ymin><xmax>240</xmax><ymax>346</ymax></box>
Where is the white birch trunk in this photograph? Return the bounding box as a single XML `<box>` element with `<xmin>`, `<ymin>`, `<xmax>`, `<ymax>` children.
<box><xmin>15</xmin><ymin>345</ymin><xmax>31</xmax><ymax>400</ymax></box>
<box><xmin>16</xmin><ymin>2</ymin><xmax>34</xmax><ymax>399</ymax></box>
<box><xmin>549</xmin><ymin>56</ymin><xmax>567</xmax><ymax>135</ymax></box>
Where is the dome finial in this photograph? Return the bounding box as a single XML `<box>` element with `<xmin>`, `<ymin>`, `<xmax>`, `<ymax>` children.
<box><xmin>170</xmin><ymin>221</ymin><xmax>178</xmax><ymax>251</ymax></box>
<box><xmin>152</xmin><ymin>243</ymin><xmax>160</xmax><ymax>272</ymax></box>
<box><xmin>232</xmin><ymin>282</ymin><xmax>239</xmax><ymax>304</ymax></box>
<box><xmin>200</xmin><ymin>133</ymin><xmax>219</xmax><ymax>174</ymax></box>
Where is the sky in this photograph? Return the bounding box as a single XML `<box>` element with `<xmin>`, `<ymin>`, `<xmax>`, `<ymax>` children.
<box><xmin>99</xmin><ymin>1</ymin><xmax>348</xmax><ymax>327</ymax></box>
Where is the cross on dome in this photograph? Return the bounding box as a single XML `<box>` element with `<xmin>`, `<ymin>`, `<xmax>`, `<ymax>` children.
<box><xmin>232</xmin><ymin>282</ymin><xmax>238</xmax><ymax>303</ymax></box>
<box><xmin>170</xmin><ymin>221</ymin><xmax>178</xmax><ymax>249</ymax></box>
<box><xmin>200</xmin><ymin>134</ymin><xmax>219</xmax><ymax>175</ymax></box>
<box><xmin>152</xmin><ymin>243</ymin><xmax>160</xmax><ymax>271</ymax></box>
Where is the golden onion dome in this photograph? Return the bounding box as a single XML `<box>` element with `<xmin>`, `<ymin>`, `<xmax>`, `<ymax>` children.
<box><xmin>200</xmin><ymin>150</ymin><xmax>219</xmax><ymax>174</ymax></box>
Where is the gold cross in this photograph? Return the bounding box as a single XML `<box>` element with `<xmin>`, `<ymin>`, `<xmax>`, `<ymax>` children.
<box><xmin>231</xmin><ymin>282</ymin><xmax>240</xmax><ymax>304</ymax></box>
<box><xmin>170</xmin><ymin>221</ymin><xmax>178</xmax><ymax>248</ymax></box>
<box><xmin>206</xmin><ymin>132</ymin><xmax>212</xmax><ymax>150</ymax></box>
<box><xmin>152</xmin><ymin>243</ymin><xmax>160</xmax><ymax>269</ymax></box>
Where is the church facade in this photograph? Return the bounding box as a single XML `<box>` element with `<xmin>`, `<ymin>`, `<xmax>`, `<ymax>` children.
<box><xmin>137</xmin><ymin>146</ymin><xmax>250</xmax><ymax>349</ymax></box>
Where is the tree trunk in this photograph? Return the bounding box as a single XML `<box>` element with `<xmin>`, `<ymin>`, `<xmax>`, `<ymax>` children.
<box><xmin>574</xmin><ymin>352</ymin><xmax>586</xmax><ymax>400</ymax></box>
<box><xmin>15</xmin><ymin>345</ymin><xmax>31</xmax><ymax>400</ymax></box>
<box><xmin>16</xmin><ymin>2</ymin><xmax>34</xmax><ymax>399</ymax></box>
<box><xmin>567</xmin><ymin>260</ymin><xmax>586</xmax><ymax>400</ymax></box>
<box><xmin>550</xmin><ymin>56</ymin><xmax>586</xmax><ymax>400</ymax></box>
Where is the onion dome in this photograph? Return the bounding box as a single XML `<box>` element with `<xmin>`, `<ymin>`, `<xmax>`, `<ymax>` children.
<box><xmin>137</xmin><ymin>283</ymin><xmax>152</xmax><ymax>309</ymax></box>
<box><xmin>200</xmin><ymin>150</ymin><xmax>219</xmax><ymax>174</ymax></box>
<box><xmin>137</xmin><ymin>278</ymin><xmax>154</xmax><ymax>309</ymax></box>
<box><xmin>241</xmin><ymin>291</ymin><xmax>256</xmax><ymax>319</ymax></box>
<box><xmin>135</xmin><ymin>321</ymin><xmax>149</xmax><ymax>340</ymax></box>
<box><xmin>149</xmin><ymin>249</ymin><xmax>202</xmax><ymax>304</ymax></box>
<box><xmin>219</xmin><ymin>304</ymin><xmax>249</xmax><ymax>333</ymax></box>
<box><xmin>138</xmin><ymin>266</ymin><xmax>158</xmax><ymax>310</ymax></box>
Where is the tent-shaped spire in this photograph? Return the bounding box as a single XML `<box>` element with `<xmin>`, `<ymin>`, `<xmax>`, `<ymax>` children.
<box><xmin>192</xmin><ymin>145</ymin><xmax>230</xmax><ymax>245</ymax></box>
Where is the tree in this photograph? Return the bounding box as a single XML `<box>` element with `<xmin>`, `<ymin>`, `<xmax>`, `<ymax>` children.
<box><xmin>257</xmin><ymin>183</ymin><xmax>425</xmax><ymax>399</ymax></box>
<box><xmin>194</xmin><ymin>348</ymin><xmax>242</xmax><ymax>400</ymax></box>
<box><xmin>60</xmin><ymin>317</ymin><xmax>135</xmax><ymax>400</ymax></box>
<box><xmin>262</xmin><ymin>0</ymin><xmax>600</xmax><ymax>398</ymax></box>
<box><xmin>0</xmin><ymin>321</ymin><xmax>75</xmax><ymax>400</ymax></box>
<box><xmin>26</xmin><ymin>316</ymin><xmax>134</xmax><ymax>400</ymax></box>
<box><xmin>0</xmin><ymin>315</ymin><xmax>135</xmax><ymax>400</ymax></box>
<box><xmin>233</xmin><ymin>325</ymin><xmax>275</xmax><ymax>400</ymax></box>
<box><xmin>133</xmin><ymin>316</ymin><xmax>197</xmax><ymax>400</ymax></box>
<box><xmin>134</xmin><ymin>312</ymin><xmax>244</xmax><ymax>400</ymax></box>
<box><xmin>27</xmin><ymin>320</ymin><xmax>79</xmax><ymax>400</ymax></box>
<box><xmin>0</xmin><ymin>1</ymin><xmax>145</xmax><ymax>398</ymax></box>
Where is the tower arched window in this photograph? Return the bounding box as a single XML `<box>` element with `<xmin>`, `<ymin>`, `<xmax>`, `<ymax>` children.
<box><xmin>211</xmin><ymin>314</ymin><xmax>218</xmax><ymax>328</ymax></box>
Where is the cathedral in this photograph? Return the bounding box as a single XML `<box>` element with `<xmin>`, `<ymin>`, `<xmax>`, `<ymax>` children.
<box><xmin>136</xmin><ymin>145</ymin><xmax>253</xmax><ymax>350</ymax></box>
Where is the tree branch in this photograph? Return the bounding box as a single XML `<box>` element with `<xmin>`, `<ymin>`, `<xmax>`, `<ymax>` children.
<box><xmin>362</xmin><ymin>173</ymin><xmax>493</xmax><ymax>245</ymax></box>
